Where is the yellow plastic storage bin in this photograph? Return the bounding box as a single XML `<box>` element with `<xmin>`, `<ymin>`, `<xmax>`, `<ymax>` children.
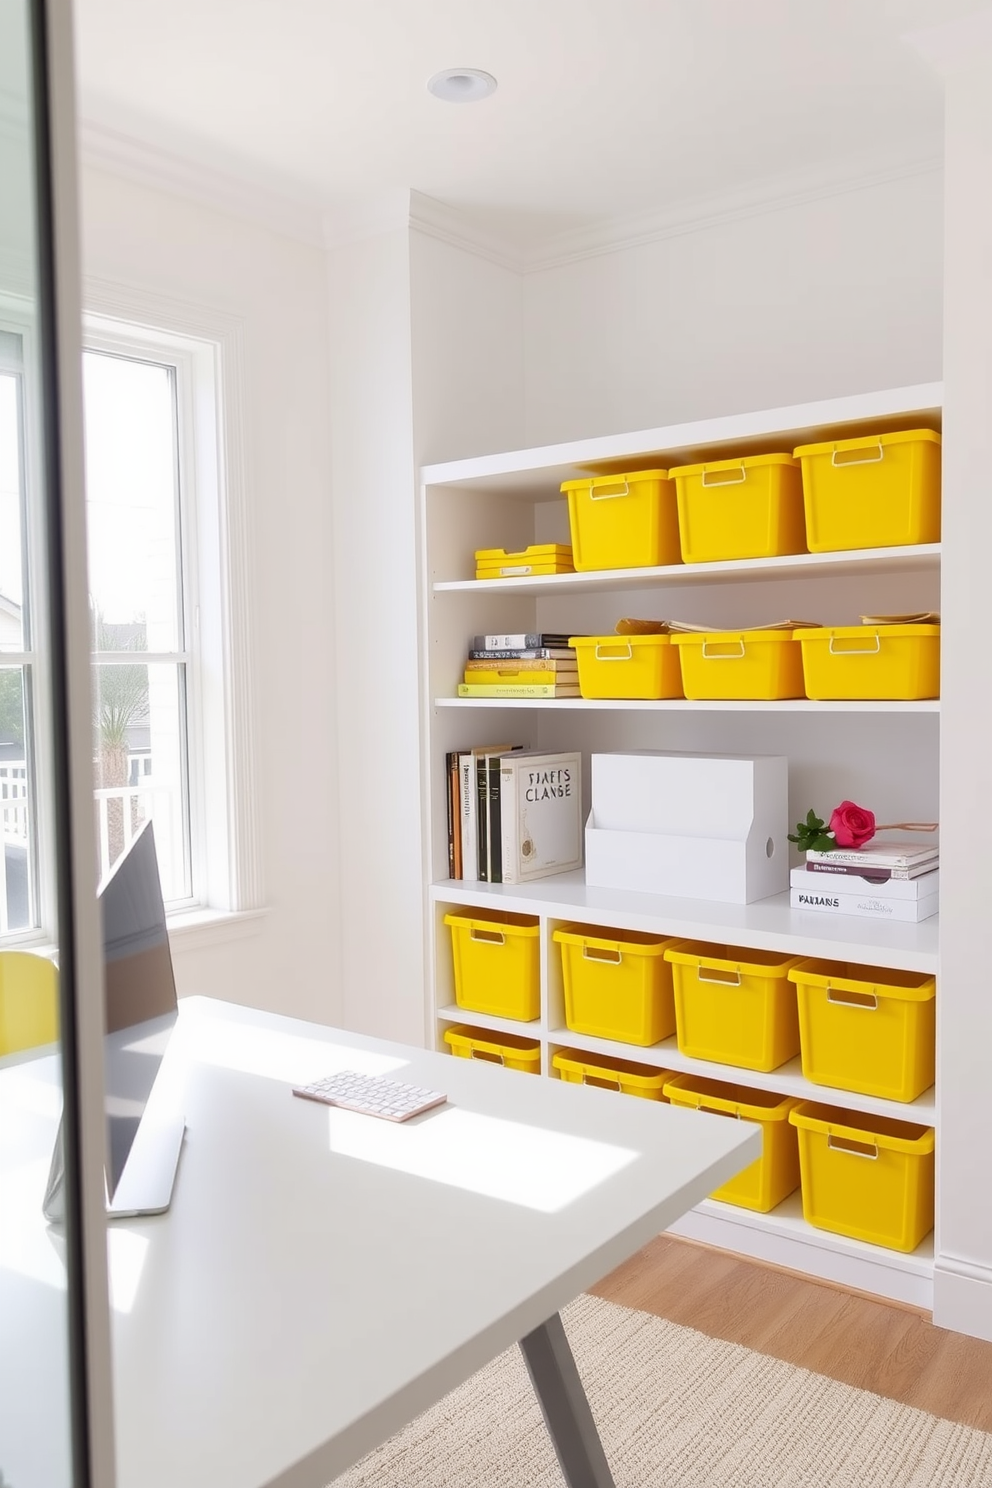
<box><xmin>788</xmin><ymin>960</ymin><xmax>936</xmax><ymax>1103</ymax></box>
<box><xmin>554</xmin><ymin>925</ymin><xmax>683</xmax><ymax>1046</ymax></box>
<box><xmin>569</xmin><ymin>634</ymin><xmax>684</xmax><ymax>700</ymax></box>
<box><xmin>444</xmin><ymin>909</ymin><xmax>541</xmax><ymax>1022</ymax></box>
<box><xmin>664</xmin><ymin>942</ymin><xmax>804</xmax><ymax>1072</ymax></box>
<box><xmin>794</xmin><ymin>428</ymin><xmax>941</xmax><ymax>553</ymax></box>
<box><xmin>789</xmin><ymin>1102</ymin><xmax>935</xmax><ymax>1252</ymax></box>
<box><xmin>475</xmin><ymin>543</ymin><xmax>574</xmax><ymax>579</ymax></box>
<box><xmin>664</xmin><ymin>1074</ymin><xmax>801</xmax><ymax>1212</ymax></box>
<box><xmin>671</xmin><ymin>629</ymin><xmax>806</xmax><ymax>700</ymax></box>
<box><xmin>552</xmin><ymin>1047</ymin><xmax>670</xmax><ymax>1100</ymax></box>
<box><xmin>796</xmin><ymin>625</ymin><xmax>940</xmax><ymax>701</ymax></box>
<box><xmin>669</xmin><ymin>453</ymin><xmax>806</xmax><ymax>563</ymax></box>
<box><xmin>561</xmin><ymin>469</ymin><xmax>681</xmax><ymax>572</ymax></box>
<box><xmin>444</xmin><ymin>1024</ymin><xmax>541</xmax><ymax>1074</ymax></box>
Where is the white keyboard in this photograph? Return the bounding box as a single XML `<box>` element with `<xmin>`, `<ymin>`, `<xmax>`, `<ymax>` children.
<box><xmin>292</xmin><ymin>1070</ymin><xmax>448</xmax><ymax>1122</ymax></box>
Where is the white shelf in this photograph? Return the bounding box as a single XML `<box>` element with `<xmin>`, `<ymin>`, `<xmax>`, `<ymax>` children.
<box><xmin>434</xmin><ymin>543</ymin><xmax>940</xmax><ymax>595</ymax></box>
<box><xmin>437</xmin><ymin>697</ymin><xmax>939</xmax><ymax>713</ymax></box>
<box><xmin>542</xmin><ymin>1026</ymin><xmax>935</xmax><ymax>1126</ymax></box>
<box><xmin>435</xmin><ymin>1004</ymin><xmax>541</xmax><ymax>1038</ymax></box>
<box><xmin>669</xmin><ymin>1191</ymin><xmax>933</xmax><ymax>1307</ymax></box>
<box><xmin>421</xmin><ymin>381</ymin><xmax>943</xmax><ymax>497</ymax></box>
<box><xmin>430</xmin><ymin>877</ymin><xmax>939</xmax><ymax>975</ymax></box>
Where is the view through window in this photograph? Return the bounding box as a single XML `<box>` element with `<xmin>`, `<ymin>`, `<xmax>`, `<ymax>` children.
<box><xmin>0</xmin><ymin>334</ymin><xmax>193</xmax><ymax>936</ymax></box>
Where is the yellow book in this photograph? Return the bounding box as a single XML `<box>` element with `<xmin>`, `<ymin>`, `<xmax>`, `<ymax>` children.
<box><xmin>457</xmin><ymin>683</ymin><xmax>581</xmax><ymax>698</ymax></box>
<box><xmin>462</xmin><ymin>668</ymin><xmax>576</xmax><ymax>686</ymax></box>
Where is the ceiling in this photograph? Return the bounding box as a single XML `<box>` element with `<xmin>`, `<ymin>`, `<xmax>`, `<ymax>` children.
<box><xmin>72</xmin><ymin>0</ymin><xmax>967</xmax><ymax>248</ymax></box>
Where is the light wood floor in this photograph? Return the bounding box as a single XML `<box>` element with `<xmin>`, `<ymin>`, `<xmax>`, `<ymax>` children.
<box><xmin>591</xmin><ymin>1235</ymin><xmax>992</xmax><ymax>1431</ymax></box>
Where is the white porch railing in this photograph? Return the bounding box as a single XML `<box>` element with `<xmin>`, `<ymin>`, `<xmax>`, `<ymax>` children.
<box><xmin>0</xmin><ymin>761</ymin><xmax>29</xmax><ymax>843</ymax></box>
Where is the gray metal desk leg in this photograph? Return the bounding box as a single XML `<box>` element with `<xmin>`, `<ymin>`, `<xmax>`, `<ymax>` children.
<box><xmin>519</xmin><ymin>1312</ymin><xmax>617</xmax><ymax>1488</ymax></box>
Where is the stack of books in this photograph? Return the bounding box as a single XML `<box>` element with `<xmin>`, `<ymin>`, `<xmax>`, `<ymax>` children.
<box><xmin>443</xmin><ymin>745</ymin><xmax>582</xmax><ymax>884</ymax></box>
<box><xmin>790</xmin><ymin>840</ymin><xmax>939</xmax><ymax>922</ymax></box>
<box><xmin>457</xmin><ymin>632</ymin><xmax>582</xmax><ymax>699</ymax></box>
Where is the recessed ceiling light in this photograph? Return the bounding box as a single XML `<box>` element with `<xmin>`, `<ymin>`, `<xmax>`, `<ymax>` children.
<box><xmin>427</xmin><ymin>68</ymin><xmax>498</xmax><ymax>103</ymax></box>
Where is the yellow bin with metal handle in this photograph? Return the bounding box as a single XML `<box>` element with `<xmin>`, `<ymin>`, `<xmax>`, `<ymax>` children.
<box><xmin>443</xmin><ymin>1024</ymin><xmax>541</xmax><ymax>1074</ymax></box>
<box><xmin>664</xmin><ymin>941</ymin><xmax>805</xmax><ymax>1072</ymax></box>
<box><xmin>669</xmin><ymin>453</ymin><xmax>806</xmax><ymax>563</ymax></box>
<box><xmin>664</xmin><ymin>1073</ymin><xmax>801</xmax><ymax>1212</ymax></box>
<box><xmin>794</xmin><ymin>428</ymin><xmax>941</xmax><ymax>552</ymax></box>
<box><xmin>561</xmin><ymin>469</ymin><xmax>682</xmax><ymax>571</ymax></box>
<box><xmin>788</xmin><ymin>960</ymin><xmax>936</xmax><ymax>1103</ymax></box>
<box><xmin>789</xmin><ymin>1102</ymin><xmax>935</xmax><ymax>1251</ymax></box>
<box><xmin>552</xmin><ymin>1047</ymin><xmax>670</xmax><ymax>1100</ymax></box>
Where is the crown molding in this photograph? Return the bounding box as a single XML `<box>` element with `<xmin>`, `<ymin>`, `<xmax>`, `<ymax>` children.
<box><xmin>76</xmin><ymin>115</ymin><xmax>942</xmax><ymax>276</ymax></box>
<box><xmin>406</xmin><ymin>192</ymin><xmax>522</xmax><ymax>272</ymax></box>
<box><xmin>522</xmin><ymin>147</ymin><xmax>943</xmax><ymax>273</ymax></box>
<box><xmin>79</xmin><ymin>118</ymin><xmax>325</xmax><ymax>248</ymax></box>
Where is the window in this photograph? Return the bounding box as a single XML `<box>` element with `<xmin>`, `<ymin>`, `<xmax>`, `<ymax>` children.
<box><xmin>84</xmin><ymin>344</ymin><xmax>192</xmax><ymax>905</ymax></box>
<box><xmin>1</xmin><ymin>298</ymin><xmax>258</xmax><ymax>943</ymax></box>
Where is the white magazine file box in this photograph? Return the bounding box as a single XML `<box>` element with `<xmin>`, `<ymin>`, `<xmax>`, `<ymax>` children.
<box><xmin>585</xmin><ymin>751</ymin><xmax>789</xmax><ymax>904</ymax></box>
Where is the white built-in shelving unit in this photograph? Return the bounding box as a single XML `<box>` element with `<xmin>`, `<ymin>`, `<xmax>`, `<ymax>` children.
<box><xmin>419</xmin><ymin>381</ymin><xmax>942</xmax><ymax>1309</ymax></box>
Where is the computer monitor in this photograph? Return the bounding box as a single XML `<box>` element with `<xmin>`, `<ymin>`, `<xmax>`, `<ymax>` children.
<box><xmin>43</xmin><ymin>819</ymin><xmax>185</xmax><ymax>1222</ymax></box>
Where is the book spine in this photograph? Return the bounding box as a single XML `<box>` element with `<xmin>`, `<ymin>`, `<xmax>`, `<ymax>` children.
<box><xmin>472</xmin><ymin>632</ymin><xmax>543</xmax><ymax>650</ymax></box>
<box><xmin>464</xmin><ymin>659</ymin><xmax>578</xmax><ymax>673</ymax></box>
<box><xmin>458</xmin><ymin>683</ymin><xmax>579</xmax><ymax>697</ymax></box>
<box><xmin>791</xmin><ymin>887</ymin><xmax>938</xmax><ymax>922</ymax></box>
<box><xmin>806</xmin><ymin>860</ymin><xmax>895</xmax><ymax>880</ymax></box>
<box><xmin>488</xmin><ymin>755</ymin><xmax>503</xmax><ymax>883</ymax></box>
<box><xmin>806</xmin><ymin>848</ymin><xmax>938</xmax><ymax>869</ymax></box>
<box><xmin>450</xmin><ymin>753</ymin><xmax>462</xmax><ymax>879</ymax></box>
<box><xmin>468</xmin><ymin>648</ymin><xmax>576</xmax><ymax>660</ymax></box>
<box><xmin>476</xmin><ymin>755</ymin><xmax>489</xmax><ymax>882</ymax></box>
<box><xmin>444</xmin><ymin>752</ymin><xmax>455</xmax><ymax>879</ymax></box>
<box><xmin>459</xmin><ymin>754</ymin><xmax>478</xmax><ymax>882</ymax></box>
<box><xmin>500</xmin><ymin>761</ymin><xmax>519</xmax><ymax>885</ymax></box>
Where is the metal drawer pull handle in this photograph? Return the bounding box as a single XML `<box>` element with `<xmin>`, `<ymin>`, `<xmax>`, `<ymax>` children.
<box><xmin>701</xmin><ymin>466</ymin><xmax>747</xmax><ymax>486</ymax></box>
<box><xmin>828</xmin><ymin>1134</ymin><xmax>878</xmax><ymax>1159</ymax></box>
<box><xmin>831</xmin><ymin>443</ymin><xmax>884</xmax><ymax>467</ymax></box>
<box><xmin>697</xmin><ymin>968</ymin><xmax>742</xmax><ymax>986</ymax></box>
<box><xmin>829</xmin><ymin>634</ymin><xmax>881</xmax><ymax>655</ymax></box>
<box><xmin>701</xmin><ymin>639</ymin><xmax>746</xmax><ymax>660</ymax></box>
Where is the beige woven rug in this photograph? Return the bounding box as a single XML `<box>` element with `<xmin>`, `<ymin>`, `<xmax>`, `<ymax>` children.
<box><xmin>330</xmin><ymin>1293</ymin><xmax>992</xmax><ymax>1487</ymax></box>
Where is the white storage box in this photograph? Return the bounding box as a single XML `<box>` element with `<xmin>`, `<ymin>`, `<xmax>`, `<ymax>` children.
<box><xmin>585</xmin><ymin>752</ymin><xmax>789</xmax><ymax>904</ymax></box>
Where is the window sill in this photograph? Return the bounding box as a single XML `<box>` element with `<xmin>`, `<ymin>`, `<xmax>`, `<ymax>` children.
<box><xmin>166</xmin><ymin>907</ymin><xmax>268</xmax><ymax>953</ymax></box>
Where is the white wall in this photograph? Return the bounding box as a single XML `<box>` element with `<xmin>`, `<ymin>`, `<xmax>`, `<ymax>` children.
<box><xmin>326</xmin><ymin>220</ymin><xmax>524</xmax><ymax>1044</ymax></box>
<box><xmin>523</xmin><ymin>170</ymin><xmax>944</xmax><ymax>445</ymax></box>
<box><xmin>79</xmin><ymin>165</ymin><xmax>343</xmax><ymax>1026</ymax></box>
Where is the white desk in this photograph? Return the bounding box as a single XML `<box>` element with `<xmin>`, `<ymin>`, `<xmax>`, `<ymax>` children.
<box><xmin>1</xmin><ymin>996</ymin><xmax>759</xmax><ymax>1488</ymax></box>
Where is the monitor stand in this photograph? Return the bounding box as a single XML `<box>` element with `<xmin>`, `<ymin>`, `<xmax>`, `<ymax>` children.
<box><xmin>107</xmin><ymin>1113</ymin><xmax>186</xmax><ymax>1218</ymax></box>
<box><xmin>42</xmin><ymin>1113</ymin><xmax>186</xmax><ymax>1224</ymax></box>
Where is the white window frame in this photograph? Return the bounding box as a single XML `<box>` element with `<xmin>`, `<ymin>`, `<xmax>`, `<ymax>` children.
<box><xmin>81</xmin><ymin>294</ymin><xmax>262</xmax><ymax>942</ymax></box>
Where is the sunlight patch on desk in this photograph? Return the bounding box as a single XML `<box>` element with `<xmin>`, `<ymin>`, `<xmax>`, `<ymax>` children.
<box><xmin>0</xmin><ymin>1065</ymin><xmax>64</xmax><ymax>1122</ymax></box>
<box><xmin>0</xmin><ymin>1160</ymin><xmax>67</xmax><ymax>1291</ymax></box>
<box><xmin>107</xmin><ymin>1228</ymin><xmax>149</xmax><ymax>1314</ymax></box>
<box><xmin>327</xmin><ymin>1107</ymin><xmax>638</xmax><ymax>1211</ymax></box>
<box><xmin>191</xmin><ymin>1021</ymin><xmax>408</xmax><ymax>1085</ymax></box>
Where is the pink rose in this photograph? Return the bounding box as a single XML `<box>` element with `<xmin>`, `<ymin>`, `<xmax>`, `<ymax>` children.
<box><xmin>828</xmin><ymin>800</ymin><xmax>876</xmax><ymax>850</ymax></box>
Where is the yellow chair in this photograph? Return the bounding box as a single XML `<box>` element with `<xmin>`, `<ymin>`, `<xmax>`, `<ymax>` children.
<box><xmin>0</xmin><ymin>951</ymin><xmax>59</xmax><ymax>1056</ymax></box>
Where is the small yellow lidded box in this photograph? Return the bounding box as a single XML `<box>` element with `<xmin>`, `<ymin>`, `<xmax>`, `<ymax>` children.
<box><xmin>474</xmin><ymin>543</ymin><xmax>574</xmax><ymax>579</ymax></box>
<box><xmin>668</xmin><ymin>453</ymin><xmax>806</xmax><ymax>563</ymax></box>
<box><xmin>561</xmin><ymin>470</ymin><xmax>681</xmax><ymax>571</ymax></box>
<box><xmin>794</xmin><ymin>428</ymin><xmax>941</xmax><ymax>552</ymax></box>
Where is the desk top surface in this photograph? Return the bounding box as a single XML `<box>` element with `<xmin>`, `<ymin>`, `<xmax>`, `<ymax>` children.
<box><xmin>1</xmin><ymin>996</ymin><xmax>758</xmax><ymax>1488</ymax></box>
